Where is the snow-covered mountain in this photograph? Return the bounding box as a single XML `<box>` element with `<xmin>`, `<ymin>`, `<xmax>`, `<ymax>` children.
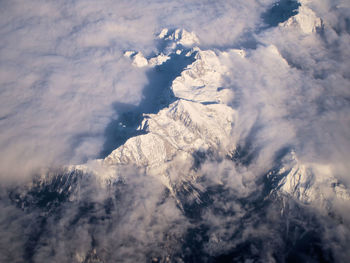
<box><xmin>94</xmin><ymin>7</ymin><xmax>349</xmax><ymax>258</ymax></box>
<box><xmin>73</xmin><ymin>24</ymin><xmax>349</xmax><ymax>215</ymax></box>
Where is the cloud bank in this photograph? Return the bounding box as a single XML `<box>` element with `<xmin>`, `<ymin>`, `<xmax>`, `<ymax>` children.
<box><xmin>0</xmin><ymin>0</ymin><xmax>278</xmax><ymax>178</ymax></box>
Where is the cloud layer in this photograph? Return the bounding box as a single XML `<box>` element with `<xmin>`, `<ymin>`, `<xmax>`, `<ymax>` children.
<box><xmin>0</xmin><ymin>0</ymin><xmax>279</xmax><ymax>178</ymax></box>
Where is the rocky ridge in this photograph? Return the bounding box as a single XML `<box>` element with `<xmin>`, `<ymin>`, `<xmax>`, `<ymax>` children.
<box><xmin>74</xmin><ymin>14</ymin><xmax>349</xmax><ymax>212</ymax></box>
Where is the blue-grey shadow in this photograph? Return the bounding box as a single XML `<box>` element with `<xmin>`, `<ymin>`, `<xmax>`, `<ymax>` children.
<box><xmin>99</xmin><ymin>49</ymin><xmax>196</xmax><ymax>158</ymax></box>
<box><xmin>262</xmin><ymin>0</ymin><xmax>300</xmax><ymax>28</ymax></box>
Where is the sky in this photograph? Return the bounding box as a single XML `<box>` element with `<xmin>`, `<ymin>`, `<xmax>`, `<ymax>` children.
<box><xmin>0</xmin><ymin>0</ymin><xmax>350</xmax><ymax>262</ymax></box>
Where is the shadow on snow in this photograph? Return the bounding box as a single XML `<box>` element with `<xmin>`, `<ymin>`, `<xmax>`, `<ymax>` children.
<box><xmin>99</xmin><ymin>49</ymin><xmax>196</xmax><ymax>158</ymax></box>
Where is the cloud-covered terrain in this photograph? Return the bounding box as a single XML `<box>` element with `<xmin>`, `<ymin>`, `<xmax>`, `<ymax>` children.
<box><xmin>0</xmin><ymin>0</ymin><xmax>274</xmax><ymax>178</ymax></box>
<box><xmin>0</xmin><ymin>0</ymin><xmax>350</xmax><ymax>262</ymax></box>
